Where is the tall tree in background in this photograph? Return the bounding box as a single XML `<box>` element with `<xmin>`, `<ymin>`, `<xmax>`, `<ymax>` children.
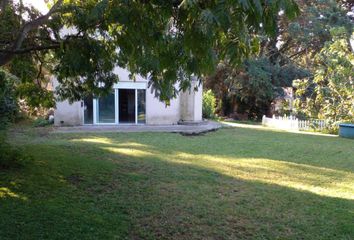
<box><xmin>291</xmin><ymin>1</ymin><xmax>354</xmax><ymax>132</ymax></box>
<box><xmin>294</xmin><ymin>27</ymin><xmax>354</xmax><ymax>132</ymax></box>
<box><xmin>205</xmin><ymin>0</ymin><xmax>353</xmax><ymax>119</ymax></box>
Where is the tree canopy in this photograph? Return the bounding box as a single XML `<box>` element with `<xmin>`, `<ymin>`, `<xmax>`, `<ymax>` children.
<box><xmin>294</xmin><ymin>27</ymin><xmax>354</xmax><ymax>130</ymax></box>
<box><xmin>204</xmin><ymin>0</ymin><xmax>353</xmax><ymax>120</ymax></box>
<box><xmin>0</xmin><ymin>0</ymin><xmax>299</xmax><ymax>103</ymax></box>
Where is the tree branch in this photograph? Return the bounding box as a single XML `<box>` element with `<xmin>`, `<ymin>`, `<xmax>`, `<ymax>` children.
<box><xmin>0</xmin><ymin>0</ymin><xmax>63</xmax><ymax>66</ymax></box>
<box><xmin>288</xmin><ymin>48</ymin><xmax>307</xmax><ymax>59</ymax></box>
<box><xmin>34</xmin><ymin>51</ymin><xmax>43</xmax><ymax>86</ymax></box>
<box><xmin>0</xmin><ymin>44</ymin><xmax>60</xmax><ymax>54</ymax></box>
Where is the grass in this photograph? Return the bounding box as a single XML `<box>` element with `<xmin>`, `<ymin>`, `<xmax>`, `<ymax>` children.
<box><xmin>0</xmin><ymin>125</ymin><xmax>353</xmax><ymax>239</ymax></box>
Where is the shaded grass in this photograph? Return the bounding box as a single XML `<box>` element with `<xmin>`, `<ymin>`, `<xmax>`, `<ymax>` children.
<box><xmin>0</xmin><ymin>125</ymin><xmax>353</xmax><ymax>239</ymax></box>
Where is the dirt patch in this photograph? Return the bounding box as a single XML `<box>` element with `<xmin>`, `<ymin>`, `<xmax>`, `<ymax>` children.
<box><xmin>179</xmin><ymin>128</ymin><xmax>219</xmax><ymax>137</ymax></box>
<box><xmin>66</xmin><ymin>173</ymin><xmax>84</xmax><ymax>186</ymax></box>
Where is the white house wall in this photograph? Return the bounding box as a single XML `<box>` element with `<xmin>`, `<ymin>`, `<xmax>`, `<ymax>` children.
<box><xmin>54</xmin><ymin>100</ymin><xmax>83</xmax><ymax>126</ymax></box>
<box><xmin>52</xmin><ymin>78</ymin><xmax>83</xmax><ymax>126</ymax></box>
<box><xmin>193</xmin><ymin>83</ymin><xmax>203</xmax><ymax>121</ymax></box>
<box><xmin>179</xmin><ymin>80</ymin><xmax>203</xmax><ymax>122</ymax></box>
<box><xmin>146</xmin><ymin>90</ymin><xmax>180</xmax><ymax>125</ymax></box>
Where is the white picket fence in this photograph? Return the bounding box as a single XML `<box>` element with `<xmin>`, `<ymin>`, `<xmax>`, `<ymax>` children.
<box><xmin>262</xmin><ymin>115</ymin><xmax>327</xmax><ymax>131</ymax></box>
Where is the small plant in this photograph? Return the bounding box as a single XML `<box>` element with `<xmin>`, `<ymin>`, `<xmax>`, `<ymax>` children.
<box><xmin>33</xmin><ymin>117</ymin><xmax>52</xmax><ymax>127</ymax></box>
<box><xmin>202</xmin><ymin>90</ymin><xmax>216</xmax><ymax>119</ymax></box>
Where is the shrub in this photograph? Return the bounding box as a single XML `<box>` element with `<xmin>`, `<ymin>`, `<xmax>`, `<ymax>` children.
<box><xmin>33</xmin><ymin>117</ymin><xmax>52</xmax><ymax>127</ymax></box>
<box><xmin>0</xmin><ymin>69</ymin><xmax>18</xmax><ymax>129</ymax></box>
<box><xmin>0</xmin><ymin>68</ymin><xmax>29</xmax><ymax>169</ymax></box>
<box><xmin>202</xmin><ymin>90</ymin><xmax>216</xmax><ymax>119</ymax></box>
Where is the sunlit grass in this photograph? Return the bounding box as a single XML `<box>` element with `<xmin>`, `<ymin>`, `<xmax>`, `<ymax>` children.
<box><xmin>71</xmin><ymin>137</ymin><xmax>113</xmax><ymax>144</ymax></box>
<box><xmin>102</xmin><ymin>145</ymin><xmax>354</xmax><ymax>199</ymax></box>
<box><xmin>102</xmin><ymin>146</ymin><xmax>155</xmax><ymax>157</ymax></box>
<box><xmin>0</xmin><ymin>187</ymin><xmax>27</xmax><ymax>200</ymax></box>
<box><xmin>172</xmin><ymin>154</ymin><xmax>354</xmax><ymax>200</ymax></box>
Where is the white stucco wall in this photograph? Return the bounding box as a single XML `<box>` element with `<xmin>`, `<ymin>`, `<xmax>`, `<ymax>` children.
<box><xmin>54</xmin><ymin>100</ymin><xmax>83</xmax><ymax>126</ymax></box>
<box><xmin>52</xmin><ymin>78</ymin><xmax>83</xmax><ymax>126</ymax></box>
<box><xmin>180</xmin><ymin>80</ymin><xmax>203</xmax><ymax>122</ymax></box>
<box><xmin>146</xmin><ymin>90</ymin><xmax>180</xmax><ymax>125</ymax></box>
<box><xmin>193</xmin><ymin>82</ymin><xmax>203</xmax><ymax>121</ymax></box>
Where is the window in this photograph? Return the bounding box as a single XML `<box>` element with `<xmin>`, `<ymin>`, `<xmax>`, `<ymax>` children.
<box><xmin>97</xmin><ymin>92</ymin><xmax>115</xmax><ymax>123</ymax></box>
<box><xmin>137</xmin><ymin>89</ymin><xmax>146</xmax><ymax>124</ymax></box>
<box><xmin>83</xmin><ymin>96</ymin><xmax>93</xmax><ymax>124</ymax></box>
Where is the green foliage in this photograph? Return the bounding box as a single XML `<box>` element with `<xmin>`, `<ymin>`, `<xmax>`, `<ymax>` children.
<box><xmin>294</xmin><ymin>27</ymin><xmax>354</xmax><ymax>131</ymax></box>
<box><xmin>202</xmin><ymin>90</ymin><xmax>216</xmax><ymax>119</ymax></box>
<box><xmin>204</xmin><ymin>0</ymin><xmax>351</xmax><ymax>120</ymax></box>
<box><xmin>16</xmin><ymin>82</ymin><xmax>54</xmax><ymax>109</ymax></box>
<box><xmin>1</xmin><ymin>0</ymin><xmax>299</xmax><ymax>102</ymax></box>
<box><xmin>205</xmin><ymin>58</ymin><xmax>308</xmax><ymax>119</ymax></box>
<box><xmin>33</xmin><ymin>117</ymin><xmax>53</xmax><ymax>127</ymax></box>
<box><xmin>0</xmin><ymin>68</ymin><xmax>18</xmax><ymax>128</ymax></box>
<box><xmin>0</xmin><ymin>68</ymin><xmax>30</xmax><ymax>169</ymax></box>
<box><xmin>285</xmin><ymin>0</ymin><xmax>353</xmax><ymax>69</ymax></box>
<box><xmin>0</xmin><ymin>3</ymin><xmax>55</xmax><ymax>110</ymax></box>
<box><xmin>7</xmin><ymin>54</ymin><xmax>55</xmax><ymax>110</ymax></box>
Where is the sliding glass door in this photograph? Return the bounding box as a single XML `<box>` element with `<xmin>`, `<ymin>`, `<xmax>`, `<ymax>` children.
<box><xmin>84</xmin><ymin>88</ymin><xmax>146</xmax><ymax>125</ymax></box>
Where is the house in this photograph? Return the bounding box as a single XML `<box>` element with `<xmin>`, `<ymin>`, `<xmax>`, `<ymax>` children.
<box><xmin>53</xmin><ymin>66</ymin><xmax>203</xmax><ymax>126</ymax></box>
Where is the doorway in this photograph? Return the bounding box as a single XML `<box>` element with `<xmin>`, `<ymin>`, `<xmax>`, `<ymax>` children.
<box><xmin>119</xmin><ymin>89</ymin><xmax>136</xmax><ymax>123</ymax></box>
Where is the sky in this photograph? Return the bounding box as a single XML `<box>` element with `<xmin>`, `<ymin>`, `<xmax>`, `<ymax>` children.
<box><xmin>16</xmin><ymin>0</ymin><xmax>49</xmax><ymax>14</ymax></box>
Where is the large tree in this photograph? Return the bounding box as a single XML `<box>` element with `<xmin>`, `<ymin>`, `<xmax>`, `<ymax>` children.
<box><xmin>293</xmin><ymin>27</ymin><xmax>354</xmax><ymax>131</ymax></box>
<box><xmin>0</xmin><ymin>0</ymin><xmax>298</xmax><ymax>103</ymax></box>
<box><xmin>204</xmin><ymin>0</ymin><xmax>353</xmax><ymax>119</ymax></box>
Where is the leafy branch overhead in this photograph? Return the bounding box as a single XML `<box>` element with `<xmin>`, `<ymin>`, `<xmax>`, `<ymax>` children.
<box><xmin>0</xmin><ymin>0</ymin><xmax>299</xmax><ymax>102</ymax></box>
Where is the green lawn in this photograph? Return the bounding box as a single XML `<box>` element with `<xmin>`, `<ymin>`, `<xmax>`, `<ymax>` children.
<box><xmin>1</xmin><ymin>125</ymin><xmax>353</xmax><ymax>239</ymax></box>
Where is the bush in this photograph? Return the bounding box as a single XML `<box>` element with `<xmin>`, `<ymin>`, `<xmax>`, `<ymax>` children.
<box><xmin>202</xmin><ymin>90</ymin><xmax>216</xmax><ymax>119</ymax></box>
<box><xmin>0</xmin><ymin>68</ymin><xmax>29</xmax><ymax>169</ymax></box>
<box><xmin>0</xmin><ymin>69</ymin><xmax>18</xmax><ymax>129</ymax></box>
<box><xmin>33</xmin><ymin>117</ymin><xmax>52</xmax><ymax>127</ymax></box>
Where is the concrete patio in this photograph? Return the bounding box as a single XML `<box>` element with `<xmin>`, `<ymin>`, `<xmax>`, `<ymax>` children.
<box><xmin>53</xmin><ymin>121</ymin><xmax>222</xmax><ymax>135</ymax></box>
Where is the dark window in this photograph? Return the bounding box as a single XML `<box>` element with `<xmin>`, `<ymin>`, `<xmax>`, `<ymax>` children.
<box><xmin>83</xmin><ymin>96</ymin><xmax>93</xmax><ymax>124</ymax></box>
<box><xmin>119</xmin><ymin>89</ymin><xmax>135</xmax><ymax>123</ymax></box>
